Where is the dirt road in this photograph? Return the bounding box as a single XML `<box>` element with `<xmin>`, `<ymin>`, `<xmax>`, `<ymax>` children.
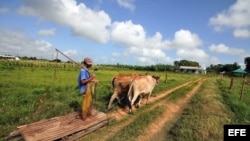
<box><xmin>79</xmin><ymin>78</ymin><xmax>205</xmax><ymax>141</ymax></box>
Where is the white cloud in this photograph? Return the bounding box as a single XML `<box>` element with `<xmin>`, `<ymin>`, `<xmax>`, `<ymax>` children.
<box><xmin>111</xmin><ymin>21</ymin><xmax>172</xmax><ymax>49</ymax></box>
<box><xmin>0</xmin><ymin>28</ymin><xmax>54</xmax><ymax>59</ymax></box>
<box><xmin>111</xmin><ymin>22</ymin><xmax>206</xmax><ymax>65</ymax></box>
<box><xmin>111</xmin><ymin>20</ymin><xmax>173</xmax><ymax>64</ymax></box>
<box><xmin>37</xmin><ymin>28</ymin><xmax>56</xmax><ymax>36</ymax></box>
<box><xmin>35</xmin><ymin>40</ymin><xmax>53</xmax><ymax>52</ymax></box>
<box><xmin>112</xmin><ymin>52</ymin><xmax>120</xmax><ymax>56</ymax></box>
<box><xmin>10</xmin><ymin>0</ymin><xmax>241</xmax><ymax>67</ymax></box>
<box><xmin>172</xmin><ymin>29</ymin><xmax>203</xmax><ymax>49</ymax></box>
<box><xmin>209</xmin><ymin>43</ymin><xmax>245</xmax><ymax>55</ymax></box>
<box><xmin>63</xmin><ymin>49</ymin><xmax>77</xmax><ymax>57</ymax></box>
<box><xmin>18</xmin><ymin>0</ymin><xmax>111</xmax><ymax>43</ymax></box>
<box><xmin>209</xmin><ymin>0</ymin><xmax>250</xmax><ymax>38</ymax></box>
<box><xmin>15</xmin><ymin>1</ymin><xmax>173</xmax><ymax>64</ymax></box>
<box><xmin>145</xmin><ymin>32</ymin><xmax>172</xmax><ymax>50</ymax></box>
<box><xmin>116</xmin><ymin>0</ymin><xmax>135</xmax><ymax>12</ymax></box>
<box><xmin>128</xmin><ymin>46</ymin><xmax>166</xmax><ymax>58</ymax></box>
<box><xmin>111</xmin><ymin>20</ymin><xmax>146</xmax><ymax>47</ymax></box>
<box><xmin>233</xmin><ymin>28</ymin><xmax>250</xmax><ymax>38</ymax></box>
<box><xmin>0</xmin><ymin>7</ymin><xmax>8</xmax><ymax>13</ymax></box>
<box><xmin>177</xmin><ymin>48</ymin><xmax>209</xmax><ymax>60</ymax></box>
<box><xmin>176</xmin><ymin>48</ymin><xmax>220</xmax><ymax>66</ymax></box>
<box><xmin>137</xmin><ymin>56</ymin><xmax>154</xmax><ymax>65</ymax></box>
<box><xmin>169</xmin><ymin>29</ymin><xmax>215</xmax><ymax>66</ymax></box>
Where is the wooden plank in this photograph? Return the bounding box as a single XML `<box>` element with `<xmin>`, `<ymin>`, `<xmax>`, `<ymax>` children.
<box><xmin>64</xmin><ymin>119</ymin><xmax>110</xmax><ymax>141</ymax></box>
<box><xmin>66</xmin><ymin>116</ymin><xmax>116</xmax><ymax>141</ymax></box>
<box><xmin>18</xmin><ymin>110</ymin><xmax>109</xmax><ymax>141</ymax></box>
<box><xmin>20</xmin><ymin>112</ymin><xmax>107</xmax><ymax>141</ymax></box>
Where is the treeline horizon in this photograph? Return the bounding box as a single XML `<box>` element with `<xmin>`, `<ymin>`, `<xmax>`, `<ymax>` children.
<box><xmin>1</xmin><ymin>56</ymin><xmax>250</xmax><ymax>74</ymax></box>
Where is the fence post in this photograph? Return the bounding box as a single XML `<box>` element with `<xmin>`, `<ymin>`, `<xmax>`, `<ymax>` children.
<box><xmin>54</xmin><ymin>51</ymin><xmax>58</xmax><ymax>79</ymax></box>
<box><xmin>164</xmin><ymin>73</ymin><xmax>168</xmax><ymax>83</ymax></box>
<box><xmin>229</xmin><ymin>77</ymin><xmax>234</xmax><ymax>90</ymax></box>
<box><xmin>239</xmin><ymin>76</ymin><xmax>246</xmax><ymax>102</ymax></box>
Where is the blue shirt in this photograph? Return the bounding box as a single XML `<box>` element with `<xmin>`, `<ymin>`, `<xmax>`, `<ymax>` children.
<box><xmin>78</xmin><ymin>67</ymin><xmax>90</xmax><ymax>94</ymax></box>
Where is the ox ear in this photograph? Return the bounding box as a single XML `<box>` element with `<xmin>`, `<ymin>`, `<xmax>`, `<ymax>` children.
<box><xmin>152</xmin><ymin>75</ymin><xmax>160</xmax><ymax>80</ymax></box>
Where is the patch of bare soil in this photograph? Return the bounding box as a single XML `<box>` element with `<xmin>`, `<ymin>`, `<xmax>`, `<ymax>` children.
<box><xmin>135</xmin><ymin>78</ymin><xmax>205</xmax><ymax>141</ymax></box>
<box><xmin>79</xmin><ymin>78</ymin><xmax>204</xmax><ymax>141</ymax></box>
<box><xmin>107</xmin><ymin>78</ymin><xmax>202</xmax><ymax>120</ymax></box>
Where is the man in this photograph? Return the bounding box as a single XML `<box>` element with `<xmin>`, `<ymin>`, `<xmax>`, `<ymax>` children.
<box><xmin>78</xmin><ymin>57</ymin><xmax>97</xmax><ymax>94</ymax></box>
<box><xmin>78</xmin><ymin>57</ymin><xmax>98</xmax><ymax>120</ymax></box>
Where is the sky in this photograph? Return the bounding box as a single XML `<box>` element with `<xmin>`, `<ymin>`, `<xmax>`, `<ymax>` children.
<box><xmin>0</xmin><ymin>0</ymin><xmax>249</xmax><ymax>68</ymax></box>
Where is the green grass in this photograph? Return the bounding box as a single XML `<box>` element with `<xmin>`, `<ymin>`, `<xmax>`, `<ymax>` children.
<box><xmin>161</xmin><ymin>77</ymin><xmax>250</xmax><ymax>141</ymax></box>
<box><xmin>106</xmin><ymin>106</ymin><xmax>165</xmax><ymax>141</ymax></box>
<box><xmin>217</xmin><ymin>77</ymin><xmax>250</xmax><ymax>124</ymax></box>
<box><xmin>4</xmin><ymin>62</ymin><xmax>250</xmax><ymax>141</ymax></box>
<box><xmin>109</xmin><ymin>81</ymin><xmax>199</xmax><ymax>141</ymax></box>
<box><xmin>166</xmin><ymin>82</ymin><xmax>198</xmax><ymax>102</ymax></box>
<box><xmin>0</xmin><ymin>60</ymin><xmax>203</xmax><ymax>139</ymax></box>
<box><xmin>81</xmin><ymin>77</ymin><xmax>201</xmax><ymax>141</ymax></box>
<box><xmin>6</xmin><ymin>60</ymin><xmax>248</xmax><ymax>141</ymax></box>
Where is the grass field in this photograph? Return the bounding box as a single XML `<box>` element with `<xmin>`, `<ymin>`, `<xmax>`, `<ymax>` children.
<box><xmin>0</xmin><ymin>60</ymin><xmax>201</xmax><ymax>139</ymax></box>
<box><xmin>164</xmin><ymin>77</ymin><xmax>250</xmax><ymax>141</ymax></box>
<box><xmin>1</xmin><ymin>60</ymin><xmax>250</xmax><ymax>140</ymax></box>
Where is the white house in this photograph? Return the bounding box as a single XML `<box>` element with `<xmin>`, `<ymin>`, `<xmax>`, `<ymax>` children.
<box><xmin>179</xmin><ymin>66</ymin><xmax>206</xmax><ymax>74</ymax></box>
<box><xmin>0</xmin><ymin>55</ymin><xmax>20</xmax><ymax>60</ymax></box>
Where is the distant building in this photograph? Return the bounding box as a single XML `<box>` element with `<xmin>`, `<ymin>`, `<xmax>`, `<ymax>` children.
<box><xmin>179</xmin><ymin>66</ymin><xmax>206</xmax><ymax>74</ymax></box>
<box><xmin>0</xmin><ymin>55</ymin><xmax>20</xmax><ymax>60</ymax></box>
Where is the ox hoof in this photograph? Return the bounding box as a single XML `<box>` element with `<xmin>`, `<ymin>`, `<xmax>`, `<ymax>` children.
<box><xmin>128</xmin><ymin>109</ymin><xmax>132</xmax><ymax>113</ymax></box>
<box><xmin>128</xmin><ymin>110</ymin><xmax>134</xmax><ymax>114</ymax></box>
<box><xmin>106</xmin><ymin>107</ymin><xmax>113</xmax><ymax>112</ymax></box>
<box><xmin>135</xmin><ymin>104</ymin><xmax>140</xmax><ymax>108</ymax></box>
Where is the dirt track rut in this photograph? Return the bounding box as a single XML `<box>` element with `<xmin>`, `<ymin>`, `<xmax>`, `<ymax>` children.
<box><xmin>79</xmin><ymin>78</ymin><xmax>205</xmax><ymax>141</ymax></box>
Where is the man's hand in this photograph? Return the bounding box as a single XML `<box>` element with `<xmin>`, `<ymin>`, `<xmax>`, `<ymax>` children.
<box><xmin>90</xmin><ymin>74</ymin><xmax>96</xmax><ymax>79</ymax></box>
<box><xmin>92</xmin><ymin>79</ymin><xmax>99</xmax><ymax>83</ymax></box>
<box><xmin>90</xmin><ymin>74</ymin><xmax>99</xmax><ymax>83</ymax></box>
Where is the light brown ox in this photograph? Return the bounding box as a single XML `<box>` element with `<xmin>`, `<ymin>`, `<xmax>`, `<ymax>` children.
<box><xmin>107</xmin><ymin>73</ymin><xmax>139</xmax><ymax>110</ymax></box>
<box><xmin>127</xmin><ymin>75</ymin><xmax>160</xmax><ymax>113</ymax></box>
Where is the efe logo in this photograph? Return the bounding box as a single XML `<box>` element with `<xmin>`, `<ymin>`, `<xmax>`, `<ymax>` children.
<box><xmin>228</xmin><ymin>129</ymin><xmax>246</xmax><ymax>136</ymax></box>
<box><xmin>224</xmin><ymin>125</ymin><xmax>250</xmax><ymax>141</ymax></box>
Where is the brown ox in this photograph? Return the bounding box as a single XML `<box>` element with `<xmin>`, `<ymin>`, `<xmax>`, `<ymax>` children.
<box><xmin>107</xmin><ymin>73</ymin><xmax>139</xmax><ymax>110</ymax></box>
<box><xmin>127</xmin><ymin>75</ymin><xmax>160</xmax><ymax>113</ymax></box>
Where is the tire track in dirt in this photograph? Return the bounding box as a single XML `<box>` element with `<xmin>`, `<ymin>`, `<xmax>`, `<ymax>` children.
<box><xmin>107</xmin><ymin>78</ymin><xmax>202</xmax><ymax>120</ymax></box>
<box><xmin>79</xmin><ymin>78</ymin><xmax>203</xmax><ymax>141</ymax></box>
<box><xmin>135</xmin><ymin>78</ymin><xmax>206</xmax><ymax>141</ymax></box>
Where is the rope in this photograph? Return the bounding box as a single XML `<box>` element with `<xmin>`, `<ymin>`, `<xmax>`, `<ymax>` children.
<box><xmin>55</xmin><ymin>48</ymin><xmax>81</xmax><ymax>67</ymax></box>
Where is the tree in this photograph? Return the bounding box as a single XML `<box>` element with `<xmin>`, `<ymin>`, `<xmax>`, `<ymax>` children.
<box><xmin>174</xmin><ymin>61</ymin><xmax>180</xmax><ymax>67</ymax></box>
<box><xmin>221</xmin><ymin>62</ymin><xmax>240</xmax><ymax>72</ymax></box>
<box><xmin>206</xmin><ymin>62</ymin><xmax>240</xmax><ymax>74</ymax></box>
<box><xmin>244</xmin><ymin>57</ymin><xmax>250</xmax><ymax>73</ymax></box>
<box><xmin>52</xmin><ymin>59</ymin><xmax>61</xmax><ymax>62</ymax></box>
<box><xmin>178</xmin><ymin>60</ymin><xmax>199</xmax><ymax>67</ymax></box>
<box><xmin>206</xmin><ymin>64</ymin><xmax>224</xmax><ymax>73</ymax></box>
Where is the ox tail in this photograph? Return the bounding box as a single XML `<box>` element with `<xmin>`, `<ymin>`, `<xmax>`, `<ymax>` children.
<box><xmin>107</xmin><ymin>77</ymin><xmax>116</xmax><ymax>110</ymax></box>
<box><xmin>127</xmin><ymin>81</ymin><xmax>134</xmax><ymax>112</ymax></box>
<box><xmin>110</xmin><ymin>77</ymin><xmax>116</xmax><ymax>95</ymax></box>
<box><xmin>127</xmin><ymin>81</ymin><xmax>134</xmax><ymax>101</ymax></box>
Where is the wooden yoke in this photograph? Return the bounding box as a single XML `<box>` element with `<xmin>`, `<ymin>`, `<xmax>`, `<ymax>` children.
<box><xmin>82</xmin><ymin>81</ymin><xmax>96</xmax><ymax>120</ymax></box>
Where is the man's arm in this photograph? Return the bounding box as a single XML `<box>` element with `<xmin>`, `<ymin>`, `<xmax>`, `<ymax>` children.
<box><xmin>81</xmin><ymin>74</ymin><xmax>96</xmax><ymax>85</ymax></box>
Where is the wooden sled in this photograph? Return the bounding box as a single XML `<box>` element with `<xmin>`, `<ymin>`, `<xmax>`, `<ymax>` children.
<box><xmin>6</xmin><ymin>110</ymin><xmax>115</xmax><ymax>141</ymax></box>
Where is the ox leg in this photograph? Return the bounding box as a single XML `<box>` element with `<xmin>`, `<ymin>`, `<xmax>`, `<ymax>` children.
<box><xmin>107</xmin><ymin>92</ymin><xmax>118</xmax><ymax>110</ymax></box>
<box><xmin>129</xmin><ymin>94</ymin><xmax>138</xmax><ymax>113</ymax></box>
<box><xmin>135</xmin><ymin>95</ymin><xmax>142</xmax><ymax>108</ymax></box>
<box><xmin>146</xmin><ymin>93</ymin><xmax>151</xmax><ymax>105</ymax></box>
<box><xmin>128</xmin><ymin>102</ymin><xmax>132</xmax><ymax>113</ymax></box>
<box><xmin>116</xmin><ymin>96</ymin><xmax>121</xmax><ymax>104</ymax></box>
